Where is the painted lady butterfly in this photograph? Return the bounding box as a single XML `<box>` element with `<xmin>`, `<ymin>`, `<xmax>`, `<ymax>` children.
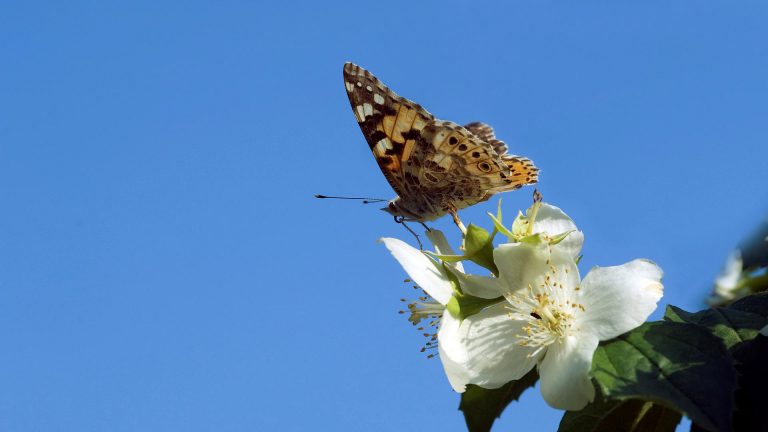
<box><xmin>344</xmin><ymin>62</ymin><xmax>538</xmax><ymax>224</ymax></box>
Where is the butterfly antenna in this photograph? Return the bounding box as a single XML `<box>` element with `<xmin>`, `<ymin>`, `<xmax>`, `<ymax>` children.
<box><xmin>315</xmin><ymin>194</ymin><xmax>388</xmax><ymax>204</ymax></box>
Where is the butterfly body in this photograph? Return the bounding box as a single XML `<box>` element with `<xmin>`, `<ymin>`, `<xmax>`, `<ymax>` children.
<box><xmin>343</xmin><ymin>62</ymin><xmax>538</xmax><ymax>223</ymax></box>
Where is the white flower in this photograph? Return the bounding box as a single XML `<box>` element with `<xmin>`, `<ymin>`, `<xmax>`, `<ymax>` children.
<box><xmin>381</xmin><ymin>203</ymin><xmax>585</xmax><ymax>392</ymax></box>
<box><xmin>708</xmin><ymin>249</ymin><xmax>745</xmax><ymax>306</ymax></box>
<box><xmin>381</xmin><ymin>202</ymin><xmax>662</xmax><ymax>411</ymax></box>
<box><xmin>442</xmin><ymin>241</ymin><xmax>664</xmax><ymax>410</ymax></box>
<box><xmin>380</xmin><ymin>230</ymin><xmax>501</xmax><ymax>390</ymax></box>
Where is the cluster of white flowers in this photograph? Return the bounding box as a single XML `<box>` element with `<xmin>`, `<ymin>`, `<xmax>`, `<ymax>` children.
<box><xmin>381</xmin><ymin>202</ymin><xmax>664</xmax><ymax>411</ymax></box>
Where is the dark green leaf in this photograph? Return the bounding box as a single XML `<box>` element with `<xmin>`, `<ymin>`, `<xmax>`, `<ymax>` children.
<box><xmin>592</xmin><ymin>321</ymin><xmax>736</xmax><ymax>432</ymax></box>
<box><xmin>559</xmin><ymin>391</ymin><xmax>681</xmax><ymax>432</ymax></box>
<box><xmin>664</xmin><ymin>305</ymin><xmax>767</xmax><ymax>350</ymax></box>
<box><xmin>731</xmin><ymin>334</ymin><xmax>768</xmax><ymax>431</ymax></box>
<box><xmin>459</xmin><ymin>369</ymin><xmax>538</xmax><ymax>432</ymax></box>
<box><xmin>728</xmin><ymin>292</ymin><xmax>768</xmax><ymax>315</ymax></box>
<box><xmin>463</xmin><ymin>224</ymin><xmax>498</xmax><ymax>276</ymax></box>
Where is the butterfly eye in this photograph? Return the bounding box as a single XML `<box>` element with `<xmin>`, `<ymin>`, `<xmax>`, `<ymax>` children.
<box><xmin>448</xmin><ymin>136</ymin><xmax>458</xmax><ymax>145</ymax></box>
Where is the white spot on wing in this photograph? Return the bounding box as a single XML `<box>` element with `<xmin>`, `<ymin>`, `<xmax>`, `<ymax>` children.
<box><xmin>363</xmin><ymin>103</ymin><xmax>373</xmax><ymax>117</ymax></box>
<box><xmin>356</xmin><ymin>82</ymin><xmax>362</xmax><ymax>88</ymax></box>
<box><xmin>375</xmin><ymin>138</ymin><xmax>392</xmax><ymax>153</ymax></box>
<box><xmin>374</xmin><ymin>93</ymin><xmax>385</xmax><ymax>105</ymax></box>
<box><xmin>345</xmin><ymin>81</ymin><xmax>354</xmax><ymax>92</ymax></box>
<box><xmin>356</xmin><ymin>105</ymin><xmax>366</xmax><ymax>121</ymax></box>
<box><xmin>366</xmin><ymin>85</ymin><xmax>372</xmax><ymax>92</ymax></box>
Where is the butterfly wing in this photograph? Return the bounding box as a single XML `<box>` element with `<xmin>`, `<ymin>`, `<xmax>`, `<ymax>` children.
<box><xmin>464</xmin><ymin>121</ymin><xmax>539</xmax><ymax>194</ymax></box>
<box><xmin>464</xmin><ymin>121</ymin><xmax>508</xmax><ymax>156</ymax></box>
<box><xmin>343</xmin><ymin>62</ymin><xmax>434</xmax><ymax>199</ymax></box>
<box><xmin>343</xmin><ymin>63</ymin><xmax>538</xmax><ymax>221</ymax></box>
<box><xmin>411</xmin><ymin>121</ymin><xmax>538</xmax><ymax>215</ymax></box>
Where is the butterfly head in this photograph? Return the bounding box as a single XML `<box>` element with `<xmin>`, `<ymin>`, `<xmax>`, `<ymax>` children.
<box><xmin>381</xmin><ymin>198</ymin><xmax>430</xmax><ymax>222</ymax></box>
<box><xmin>382</xmin><ymin>200</ymin><xmax>404</xmax><ymax>217</ymax></box>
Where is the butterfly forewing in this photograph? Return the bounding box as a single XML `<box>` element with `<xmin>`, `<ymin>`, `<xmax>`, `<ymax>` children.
<box><xmin>343</xmin><ymin>63</ymin><xmax>434</xmax><ymax>197</ymax></box>
<box><xmin>343</xmin><ymin>62</ymin><xmax>538</xmax><ymax>222</ymax></box>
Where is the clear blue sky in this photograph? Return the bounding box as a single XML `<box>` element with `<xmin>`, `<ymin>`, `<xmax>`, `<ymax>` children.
<box><xmin>1</xmin><ymin>2</ymin><xmax>767</xmax><ymax>431</ymax></box>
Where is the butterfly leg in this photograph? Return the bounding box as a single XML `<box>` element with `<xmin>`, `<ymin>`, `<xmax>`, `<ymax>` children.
<box><xmin>420</xmin><ymin>222</ymin><xmax>431</xmax><ymax>232</ymax></box>
<box><xmin>447</xmin><ymin>206</ymin><xmax>467</xmax><ymax>236</ymax></box>
<box><xmin>394</xmin><ymin>216</ymin><xmax>424</xmax><ymax>250</ymax></box>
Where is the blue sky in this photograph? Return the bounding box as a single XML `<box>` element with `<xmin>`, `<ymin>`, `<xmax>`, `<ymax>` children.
<box><xmin>1</xmin><ymin>1</ymin><xmax>767</xmax><ymax>430</ymax></box>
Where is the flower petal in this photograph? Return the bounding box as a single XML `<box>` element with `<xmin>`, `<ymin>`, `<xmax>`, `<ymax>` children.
<box><xmin>494</xmin><ymin>242</ymin><xmax>552</xmax><ymax>296</ymax></box>
<box><xmin>708</xmin><ymin>249</ymin><xmax>743</xmax><ymax>305</ymax></box>
<box><xmin>446</xmin><ymin>269</ymin><xmax>505</xmax><ymax>299</ymax></box>
<box><xmin>539</xmin><ymin>333</ymin><xmax>598</xmax><ymax>411</ymax></box>
<box><xmin>534</xmin><ymin>203</ymin><xmax>584</xmax><ymax>258</ymax></box>
<box><xmin>578</xmin><ymin>259</ymin><xmax>664</xmax><ymax>341</ymax></box>
<box><xmin>437</xmin><ymin>311</ymin><xmax>471</xmax><ymax>392</ymax></box>
<box><xmin>425</xmin><ymin>229</ymin><xmax>465</xmax><ymax>273</ymax></box>
<box><xmin>380</xmin><ymin>237</ymin><xmax>453</xmax><ymax>305</ymax></box>
<box><xmin>494</xmin><ymin>242</ymin><xmax>580</xmax><ymax>299</ymax></box>
<box><xmin>438</xmin><ymin>303</ymin><xmax>539</xmax><ymax>392</ymax></box>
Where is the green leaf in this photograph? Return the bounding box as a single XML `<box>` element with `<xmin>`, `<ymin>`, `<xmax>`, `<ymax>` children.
<box><xmin>559</xmin><ymin>391</ymin><xmax>681</xmax><ymax>432</ymax></box>
<box><xmin>664</xmin><ymin>305</ymin><xmax>767</xmax><ymax>350</ymax></box>
<box><xmin>459</xmin><ymin>369</ymin><xmax>538</xmax><ymax>432</ymax></box>
<box><xmin>463</xmin><ymin>224</ymin><xmax>498</xmax><ymax>276</ymax></box>
<box><xmin>721</xmin><ymin>293</ymin><xmax>768</xmax><ymax>431</ymax></box>
<box><xmin>728</xmin><ymin>291</ymin><xmax>768</xmax><ymax>315</ymax></box>
<box><xmin>592</xmin><ymin>321</ymin><xmax>736</xmax><ymax>432</ymax></box>
<box><xmin>731</xmin><ymin>333</ymin><xmax>768</xmax><ymax>431</ymax></box>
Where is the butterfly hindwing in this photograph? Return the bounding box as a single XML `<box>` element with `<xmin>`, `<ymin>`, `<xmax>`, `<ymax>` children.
<box><xmin>465</xmin><ymin>121</ymin><xmax>510</xmax><ymax>156</ymax></box>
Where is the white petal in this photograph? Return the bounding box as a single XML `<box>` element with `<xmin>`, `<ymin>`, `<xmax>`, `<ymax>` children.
<box><xmin>446</xmin><ymin>268</ymin><xmax>505</xmax><ymax>299</ymax></box>
<box><xmin>578</xmin><ymin>259</ymin><xmax>664</xmax><ymax>341</ymax></box>
<box><xmin>715</xmin><ymin>249</ymin><xmax>743</xmax><ymax>290</ymax></box>
<box><xmin>438</xmin><ymin>303</ymin><xmax>539</xmax><ymax>392</ymax></box>
<box><xmin>380</xmin><ymin>237</ymin><xmax>453</xmax><ymax>305</ymax></box>
<box><xmin>710</xmin><ymin>249</ymin><xmax>743</xmax><ymax>304</ymax></box>
<box><xmin>425</xmin><ymin>229</ymin><xmax>464</xmax><ymax>273</ymax></box>
<box><xmin>533</xmin><ymin>203</ymin><xmax>584</xmax><ymax>259</ymax></box>
<box><xmin>539</xmin><ymin>334</ymin><xmax>598</xmax><ymax>411</ymax></box>
<box><xmin>494</xmin><ymin>242</ymin><xmax>552</xmax><ymax>296</ymax></box>
<box><xmin>494</xmin><ymin>242</ymin><xmax>580</xmax><ymax>299</ymax></box>
<box><xmin>437</xmin><ymin>311</ymin><xmax>470</xmax><ymax>392</ymax></box>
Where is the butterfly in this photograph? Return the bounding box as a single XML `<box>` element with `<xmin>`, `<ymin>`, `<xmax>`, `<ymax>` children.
<box><xmin>343</xmin><ymin>62</ymin><xmax>538</xmax><ymax>226</ymax></box>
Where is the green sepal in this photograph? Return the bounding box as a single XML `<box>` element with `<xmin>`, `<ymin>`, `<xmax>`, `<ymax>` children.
<box><xmin>488</xmin><ymin>211</ymin><xmax>514</xmax><ymax>240</ymax></box>
<box><xmin>440</xmin><ymin>261</ymin><xmax>504</xmax><ymax>320</ymax></box>
<box><xmin>518</xmin><ymin>232</ymin><xmax>546</xmax><ymax>245</ymax></box>
<box><xmin>445</xmin><ymin>295</ymin><xmax>461</xmax><ymax>319</ymax></box>
<box><xmin>454</xmin><ymin>295</ymin><xmax>505</xmax><ymax>321</ymax></box>
<box><xmin>463</xmin><ymin>224</ymin><xmax>499</xmax><ymax>276</ymax></box>
<box><xmin>549</xmin><ymin>230</ymin><xmax>574</xmax><ymax>246</ymax></box>
<box><xmin>427</xmin><ymin>251</ymin><xmax>467</xmax><ymax>263</ymax></box>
